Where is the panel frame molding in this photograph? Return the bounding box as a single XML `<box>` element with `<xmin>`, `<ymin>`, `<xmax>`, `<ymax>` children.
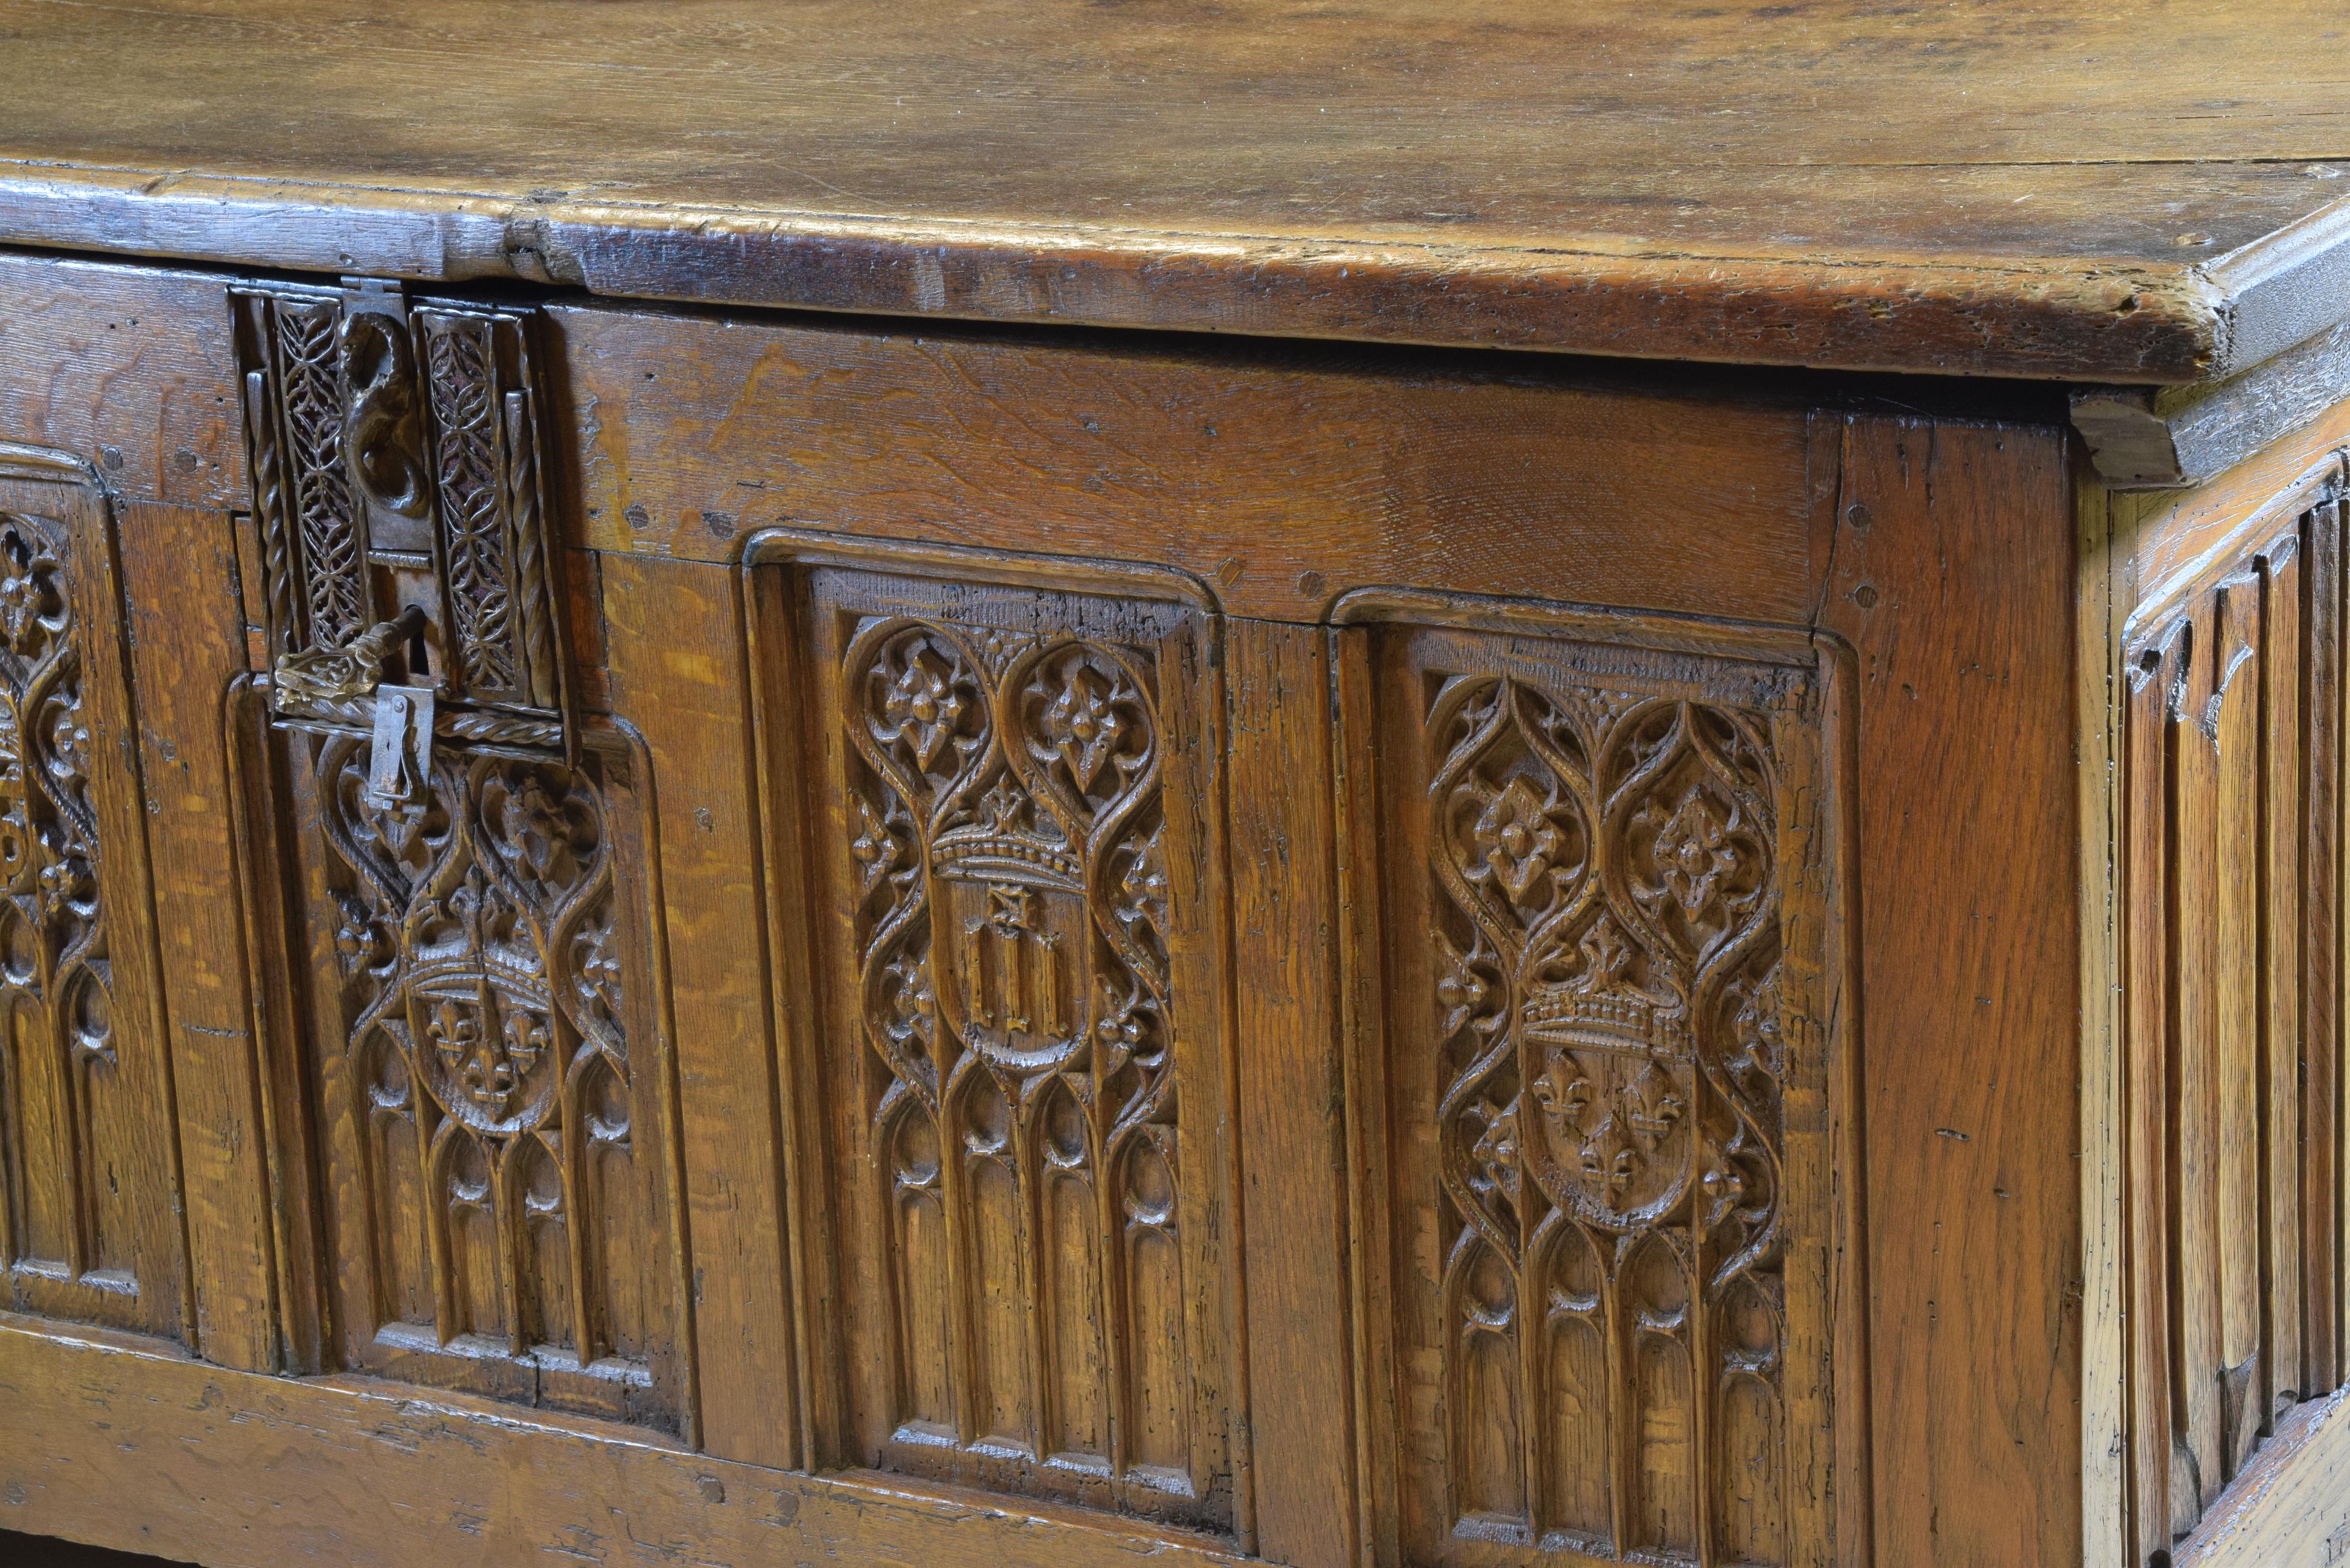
<box><xmin>742</xmin><ymin>525</ymin><xmax>1254</xmax><ymax>1541</ymax></box>
<box><xmin>1327</xmin><ymin>584</ymin><xmax>1860</xmax><ymax>1568</ymax></box>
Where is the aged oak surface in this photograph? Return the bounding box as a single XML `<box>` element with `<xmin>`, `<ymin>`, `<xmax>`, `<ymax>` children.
<box><xmin>9</xmin><ymin>5</ymin><xmax>2350</xmax><ymax>1566</ymax></box>
<box><xmin>10</xmin><ymin>0</ymin><xmax>2350</xmax><ymax>380</ymax></box>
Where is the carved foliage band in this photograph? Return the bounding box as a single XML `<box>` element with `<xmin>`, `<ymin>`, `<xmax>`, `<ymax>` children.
<box><xmin>827</xmin><ymin>584</ymin><xmax>1224</xmax><ymax>1527</ymax></box>
<box><xmin>0</xmin><ymin>508</ymin><xmax>119</xmax><ymax>1293</ymax></box>
<box><xmin>311</xmin><ymin>736</ymin><xmax>666</xmax><ymax>1423</ymax></box>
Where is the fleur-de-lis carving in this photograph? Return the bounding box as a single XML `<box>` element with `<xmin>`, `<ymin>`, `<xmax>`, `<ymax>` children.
<box><xmin>1650</xmin><ymin>786</ymin><xmax>1738</xmax><ymax>919</ymax></box>
<box><xmin>1624</xmin><ymin>1063</ymin><xmax>1685</xmax><ymax>1149</ymax></box>
<box><xmin>1040</xmin><ymin>658</ymin><xmax>1124</xmax><ymax>792</ymax></box>
<box><xmin>880</xmin><ymin>647</ymin><xmax>964</xmax><ymax>774</ymax></box>
<box><xmin>1529</xmin><ymin>1060</ymin><xmax>1593</xmax><ymax>1137</ymax></box>
<box><xmin>1581</xmin><ymin>1138</ymin><xmax>1640</xmax><ymax>1208</ymax></box>
<box><xmin>1472</xmin><ymin>776</ymin><xmax>1562</xmax><ymax>904</ymax></box>
<box><xmin>501</xmin><ymin>1006</ymin><xmax>548</xmax><ymax>1076</ymax></box>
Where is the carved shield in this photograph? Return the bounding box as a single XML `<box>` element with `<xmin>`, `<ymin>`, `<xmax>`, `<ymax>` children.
<box><xmin>407</xmin><ymin>963</ymin><xmax>558</xmax><ymax>1136</ymax></box>
<box><xmin>1519</xmin><ymin>1035</ymin><xmax>1697</xmax><ymax>1229</ymax></box>
<box><xmin>931</xmin><ymin>872</ymin><xmax>1092</xmax><ymax>1074</ymax></box>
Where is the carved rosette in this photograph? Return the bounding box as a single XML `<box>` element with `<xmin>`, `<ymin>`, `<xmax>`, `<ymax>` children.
<box><xmin>317</xmin><ymin>735</ymin><xmax>637</xmax><ymax>1373</ymax></box>
<box><xmin>840</xmin><ymin>611</ymin><xmax>1196</xmax><ymax>1506</ymax></box>
<box><xmin>1429</xmin><ymin>674</ymin><xmax>1788</xmax><ymax>1562</ymax></box>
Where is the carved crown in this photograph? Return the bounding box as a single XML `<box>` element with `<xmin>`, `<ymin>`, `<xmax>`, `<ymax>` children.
<box><xmin>931</xmin><ymin>779</ymin><xmax>1083</xmax><ymax>890</ymax></box>
<box><xmin>1522</xmin><ymin>984</ymin><xmax>1689</xmax><ymax>1056</ymax></box>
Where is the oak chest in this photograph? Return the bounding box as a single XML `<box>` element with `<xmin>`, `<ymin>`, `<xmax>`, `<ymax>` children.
<box><xmin>3</xmin><ymin>3</ymin><xmax>2349</xmax><ymax>1565</ymax></box>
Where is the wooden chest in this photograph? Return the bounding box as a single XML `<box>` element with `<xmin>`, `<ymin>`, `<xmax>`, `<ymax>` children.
<box><xmin>3</xmin><ymin>3</ymin><xmax>2349</xmax><ymax>1564</ymax></box>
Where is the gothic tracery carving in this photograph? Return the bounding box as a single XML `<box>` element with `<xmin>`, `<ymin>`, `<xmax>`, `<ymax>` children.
<box><xmin>839</xmin><ymin>605</ymin><xmax>1213</xmax><ymax>1520</ymax></box>
<box><xmin>0</xmin><ymin>508</ymin><xmax>116</xmax><ymax>1285</ymax></box>
<box><xmin>315</xmin><ymin>736</ymin><xmax>652</xmax><ymax>1405</ymax></box>
<box><xmin>1427</xmin><ymin>670</ymin><xmax>1791</xmax><ymax>1563</ymax></box>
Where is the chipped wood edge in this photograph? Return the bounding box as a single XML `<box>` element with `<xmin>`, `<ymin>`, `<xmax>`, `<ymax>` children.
<box><xmin>0</xmin><ymin>160</ymin><xmax>2226</xmax><ymax>383</ymax></box>
<box><xmin>2073</xmin><ymin>318</ymin><xmax>2350</xmax><ymax>491</ymax></box>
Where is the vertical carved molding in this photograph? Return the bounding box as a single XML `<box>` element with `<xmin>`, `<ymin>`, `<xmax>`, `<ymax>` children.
<box><xmin>1346</xmin><ymin>601</ymin><xmax>1839</xmax><ymax>1568</ymax></box>
<box><xmin>418</xmin><ymin>310</ymin><xmax>520</xmax><ymax>698</ymax></box>
<box><xmin>759</xmin><ymin>542</ymin><xmax>1238</xmax><ymax>1530</ymax></box>
<box><xmin>270</xmin><ymin>296</ymin><xmax>366</xmax><ymax>651</ymax></box>
<box><xmin>2121</xmin><ymin>504</ymin><xmax>2346</xmax><ymax>1562</ymax></box>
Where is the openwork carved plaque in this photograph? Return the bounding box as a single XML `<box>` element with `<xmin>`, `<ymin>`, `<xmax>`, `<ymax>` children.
<box><xmin>773</xmin><ymin>555</ymin><xmax>1237</xmax><ymax>1528</ymax></box>
<box><xmin>1351</xmin><ymin>609</ymin><xmax>1839</xmax><ymax>1568</ymax></box>
<box><xmin>289</xmin><ymin>733</ymin><xmax>679</xmax><ymax>1427</ymax></box>
<box><xmin>0</xmin><ymin>448</ymin><xmax>180</xmax><ymax>1335</ymax></box>
<box><xmin>233</xmin><ymin>282</ymin><xmax>569</xmax><ymax>752</ymax></box>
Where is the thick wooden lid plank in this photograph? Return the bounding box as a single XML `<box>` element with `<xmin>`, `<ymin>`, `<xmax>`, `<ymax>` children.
<box><xmin>7</xmin><ymin>0</ymin><xmax>2350</xmax><ymax>381</ymax></box>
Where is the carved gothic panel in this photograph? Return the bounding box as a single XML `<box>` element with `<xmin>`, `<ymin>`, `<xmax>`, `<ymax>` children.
<box><xmin>0</xmin><ymin>446</ymin><xmax>181</xmax><ymax>1336</ymax></box>
<box><xmin>282</xmin><ymin>731</ymin><xmax>683</xmax><ymax>1429</ymax></box>
<box><xmin>1343</xmin><ymin>603</ymin><xmax>1842</xmax><ymax>1568</ymax></box>
<box><xmin>763</xmin><ymin>548</ymin><xmax>1239</xmax><ymax>1529</ymax></box>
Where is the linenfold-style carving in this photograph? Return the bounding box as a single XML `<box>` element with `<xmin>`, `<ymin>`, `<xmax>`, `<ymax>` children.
<box><xmin>2119</xmin><ymin>506</ymin><xmax>2348</xmax><ymax>1565</ymax></box>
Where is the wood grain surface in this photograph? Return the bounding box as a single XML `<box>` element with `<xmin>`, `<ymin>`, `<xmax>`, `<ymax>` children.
<box><xmin>0</xmin><ymin>1315</ymin><xmax>1251</xmax><ymax>1568</ymax></box>
<box><xmin>8</xmin><ymin>0</ymin><xmax>2350</xmax><ymax>379</ymax></box>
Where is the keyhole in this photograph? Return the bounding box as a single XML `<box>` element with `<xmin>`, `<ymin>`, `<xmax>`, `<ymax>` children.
<box><xmin>405</xmin><ymin>612</ymin><xmax>432</xmax><ymax>680</ymax></box>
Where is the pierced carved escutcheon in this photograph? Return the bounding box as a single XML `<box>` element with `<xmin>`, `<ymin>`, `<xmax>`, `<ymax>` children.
<box><xmin>234</xmin><ymin>279</ymin><xmax>571</xmax><ymax>755</ymax></box>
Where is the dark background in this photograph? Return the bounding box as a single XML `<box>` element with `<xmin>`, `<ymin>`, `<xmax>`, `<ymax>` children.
<box><xmin>0</xmin><ymin>1531</ymin><xmax>189</xmax><ymax>1565</ymax></box>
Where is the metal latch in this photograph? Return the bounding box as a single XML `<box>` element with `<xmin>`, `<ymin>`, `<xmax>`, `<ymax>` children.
<box><xmin>364</xmin><ymin>683</ymin><xmax>436</xmax><ymax>811</ymax></box>
<box><xmin>272</xmin><ymin>605</ymin><xmax>438</xmax><ymax>808</ymax></box>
